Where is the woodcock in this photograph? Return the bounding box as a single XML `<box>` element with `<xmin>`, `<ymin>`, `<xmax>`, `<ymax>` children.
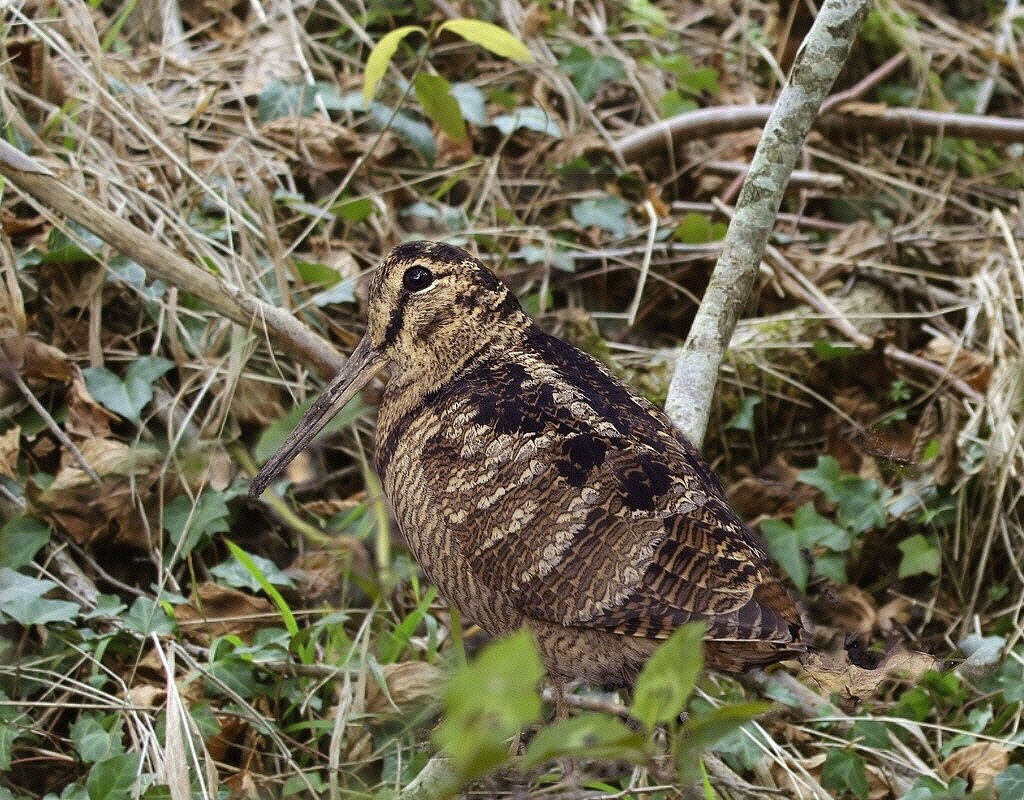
<box><xmin>251</xmin><ymin>241</ymin><xmax>805</xmax><ymax>686</ymax></box>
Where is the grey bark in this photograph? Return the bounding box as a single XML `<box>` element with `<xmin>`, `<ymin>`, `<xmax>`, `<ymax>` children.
<box><xmin>663</xmin><ymin>0</ymin><xmax>872</xmax><ymax>445</ymax></box>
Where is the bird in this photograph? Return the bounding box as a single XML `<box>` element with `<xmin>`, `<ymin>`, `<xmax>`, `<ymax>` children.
<box><xmin>251</xmin><ymin>240</ymin><xmax>805</xmax><ymax>687</ymax></box>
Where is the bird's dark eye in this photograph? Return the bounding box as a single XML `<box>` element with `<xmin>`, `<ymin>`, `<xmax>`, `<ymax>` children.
<box><xmin>402</xmin><ymin>266</ymin><xmax>434</xmax><ymax>292</ymax></box>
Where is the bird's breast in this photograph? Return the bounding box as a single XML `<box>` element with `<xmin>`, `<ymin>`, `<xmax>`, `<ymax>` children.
<box><xmin>375</xmin><ymin>388</ymin><xmax>524</xmax><ymax>635</ymax></box>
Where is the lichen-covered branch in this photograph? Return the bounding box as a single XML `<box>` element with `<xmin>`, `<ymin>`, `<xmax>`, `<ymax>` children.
<box><xmin>663</xmin><ymin>0</ymin><xmax>872</xmax><ymax>444</ymax></box>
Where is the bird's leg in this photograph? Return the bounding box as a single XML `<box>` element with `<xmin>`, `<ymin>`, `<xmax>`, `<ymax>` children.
<box><xmin>548</xmin><ymin>681</ymin><xmax>583</xmax><ymax>790</ymax></box>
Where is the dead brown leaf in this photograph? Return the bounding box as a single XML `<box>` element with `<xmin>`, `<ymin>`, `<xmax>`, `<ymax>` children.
<box><xmin>66</xmin><ymin>374</ymin><xmax>117</xmax><ymax>439</ymax></box>
<box><xmin>831</xmin><ymin>585</ymin><xmax>878</xmax><ymax>637</ymax></box>
<box><xmin>27</xmin><ymin>438</ymin><xmax>159</xmax><ymax>546</ymax></box>
<box><xmin>877</xmin><ymin>597</ymin><xmax>912</xmax><ymax>632</ymax></box>
<box><xmin>365</xmin><ymin>661</ymin><xmax>444</xmax><ymax>714</ymax></box>
<box><xmin>941</xmin><ymin>741</ymin><xmax>1010</xmax><ymax>788</ymax></box>
<box><xmin>0</xmin><ymin>425</ymin><xmax>19</xmax><ymax>479</ymax></box>
<box><xmin>22</xmin><ymin>338</ymin><xmax>75</xmax><ymax>382</ymax></box>
<box><xmin>175</xmin><ymin>582</ymin><xmax>276</xmax><ymax>645</ymax></box>
<box><xmin>290</xmin><ymin>546</ymin><xmax>370</xmax><ymax>604</ymax></box>
<box><xmin>922</xmin><ymin>333</ymin><xmax>992</xmax><ymax>393</ymax></box>
<box><xmin>802</xmin><ymin>647</ymin><xmax>936</xmax><ymax>700</ymax></box>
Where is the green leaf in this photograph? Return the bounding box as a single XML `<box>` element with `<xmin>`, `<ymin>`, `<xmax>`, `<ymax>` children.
<box><xmin>797</xmin><ymin>456</ymin><xmax>842</xmax><ymax>500</ymax></box>
<box><xmin>163</xmin><ymin>490</ymin><xmax>231</xmax><ymax>558</ymax></box>
<box><xmin>211</xmin><ymin>550</ymin><xmax>295</xmax><ymax>593</ymax></box>
<box><xmin>674</xmin><ymin>212</ymin><xmax>713</xmax><ymax>243</ymax></box>
<box><xmin>434</xmin><ymin>630</ymin><xmax>545</xmax><ymax>781</ymax></box>
<box><xmin>658</xmin><ymin>89</ymin><xmax>697</xmax><ymax>118</ymax></box>
<box><xmin>82</xmin><ymin>367</ymin><xmax>133</xmax><ymax>420</ymax></box>
<box><xmin>378</xmin><ymin>587</ymin><xmax>438</xmax><ymax>664</ymax></box>
<box><xmin>450</xmin><ymin>83</ymin><xmax>486</xmax><ymax>125</ymax></box>
<box><xmin>438</xmin><ymin>19</ymin><xmax>532</xmax><ymax>62</ymax></box>
<box><xmin>792</xmin><ymin>502</ymin><xmax>852</xmax><ymax>551</ymax></box>
<box><xmin>571</xmin><ymin>196</ymin><xmax>631</xmax><ymax>238</ymax></box>
<box><xmin>122</xmin><ymin>595</ymin><xmax>174</xmax><ymax>636</ymax></box>
<box><xmin>293</xmin><ymin>260</ymin><xmax>341</xmax><ymax>287</ymax></box>
<box><xmin>559</xmin><ymin>45</ymin><xmax>626</xmax><ymax>100</ymax></box>
<box><xmin>86</xmin><ymin>752</ymin><xmax>142</xmax><ymax>800</ymax></box>
<box><xmin>70</xmin><ymin>716</ymin><xmax>124</xmax><ymax>764</ymax></box>
<box><xmin>123</xmin><ymin>357</ymin><xmax>173</xmax><ymax>418</ymax></box>
<box><xmin>309</xmin><ymin>278</ymin><xmax>357</xmax><ymax>307</ymax></box>
<box><xmin>413</xmin><ymin>73</ymin><xmax>466</xmax><ymax>140</ymax></box>
<box><xmin>675</xmin><ymin>702</ymin><xmax>772</xmax><ymax>783</ymax></box>
<box><xmin>797</xmin><ymin>456</ymin><xmax>886</xmax><ymax>533</ymax></box>
<box><xmin>820</xmin><ymin>748</ymin><xmax>869</xmax><ymax>800</ymax></box>
<box><xmin>522</xmin><ymin>712</ymin><xmax>646</xmax><ymax>768</ymax></box>
<box><xmin>897</xmin><ymin>534</ymin><xmax>940</xmax><ymax>578</ymax></box>
<box><xmin>491</xmin><ymin>106</ymin><xmax>562</xmax><ymax>139</ymax></box>
<box><xmin>368</xmin><ymin>105</ymin><xmax>437</xmax><ymax>161</ymax></box>
<box><xmin>0</xmin><ymin>568</ymin><xmax>80</xmax><ymax>624</ymax></box>
<box><xmin>0</xmin><ymin>516</ymin><xmax>50</xmax><ymax>569</ymax></box>
<box><xmin>0</xmin><ymin>721</ymin><xmax>16</xmax><ymax>773</ymax></box>
<box><xmin>725</xmin><ymin>394</ymin><xmax>761</xmax><ymax>431</ymax></box>
<box><xmin>760</xmin><ymin>519</ymin><xmax>808</xmax><ymax>593</ymax></box>
<box><xmin>363</xmin><ymin>25</ymin><xmax>426</xmax><ymax>104</ymax></box>
<box><xmin>995</xmin><ymin>765</ymin><xmax>1024</xmax><ymax>798</ymax></box>
<box><xmin>813</xmin><ymin>340</ymin><xmax>862</xmax><ymax>360</ymax></box>
<box><xmin>82</xmin><ymin>357</ymin><xmax>172</xmax><ymax>422</ymax></box>
<box><xmin>631</xmin><ymin>622</ymin><xmax>705</xmax><ymax>730</ymax></box>
<box><xmin>224</xmin><ymin>539</ymin><xmax>298</xmax><ymax>636</ymax></box>
<box><xmin>335</xmin><ymin>196</ymin><xmax>376</xmax><ymax>223</ymax></box>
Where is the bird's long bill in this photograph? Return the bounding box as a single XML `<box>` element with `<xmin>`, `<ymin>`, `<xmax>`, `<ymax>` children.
<box><xmin>249</xmin><ymin>336</ymin><xmax>385</xmax><ymax>498</ymax></box>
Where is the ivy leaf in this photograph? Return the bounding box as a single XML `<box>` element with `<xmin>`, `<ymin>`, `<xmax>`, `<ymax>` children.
<box><xmin>675</xmin><ymin>702</ymin><xmax>772</xmax><ymax>783</ymax></box>
<box><xmin>122</xmin><ymin>595</ymin><xmax>175</xmax><ymax>636</ymax></box>
<box><xmin>86</xmin><ymin>752</ymin><xmax>142</xmax><ymax>800</ymax></box>
<box><xmin>491</xmin><ymin>106</ymin><xmax>562</xmax><ymax>139</ymax></box>
<box><xmin>897</xmin><ymin>534</ymin><xmax>940</xmax><ymax>578</ymax></box>
<box><xmin>0</xmin><ymin>516</ymin><xmax>50</xmax><ymax>569</ymax></box>
<box><xmin>210</xmin><ymin>550</ymin><xmax>295</xmax><ymax>593</ymax></box>
<box><xmin>0</xmin><ymin>568</ymin><xmax>80</xmax><ymax>625</ymax></box>
<box><xmin>438</xmin><ymin>19</ymin><xmax>532</xmax><ymax>62</ymax></box>
<box><xmin>725</xmin><ymin>394</ymin><xmax>761</xmax><ymax>431</ymax></box>
<box><xmin>571</xmin><ymin>196</ymin><xmax>631</xmax><ymax>238</ymax></box>
<box><xmin>760</xmin><ymin>519</ymin><xmax>808</xmax><ymax>593</ymax></box>
<box><xmin>363</xmin><ymin>25</ymin><xmax>426</xmax><ymax>103</ymax></box>
<box><xmin>820</xmin><ymin>748</ymin><xmax>869</xmax><ymax>800</ymax></box>
<box><xmin>82</xmin><ymin>357</ymin><xmax>172</xmax><ymax>422</ymax></box>
<box><xmin>995</xmin><ymin>765</ymin><xmax>1024</xmax><ymax>799</ymax></box>
<box><xmin>414</xmin><ymin>73</ymin><xmax>467</xmax><ymax>140</ymax></box>
<box><xmin>70</xmin><ymin>716</ymin><xmax>124</xmax><ymax>764</ymax></box>
<box><xmin>559</xmin><ymin>46</ymin><xmax>625</xmax><ymax>100</ymax></box>
<box><xmin>792</xmin><ymin>502</ymin><xmax>852</xmax><ymax>551</ymax></box>
<box><xmin>163</xmin><ymin>490</ymin><xmax>231</xmax><ymax>559</ymax></box>
<box><xmin>631</xmin><ymin>622</ymin><xmax>705</xmax><ymax>730</ymax></box>
<box><xmin>522</xmin><ymin>713</ymin><xmax>645</xmax><ymax>768</ymax></box>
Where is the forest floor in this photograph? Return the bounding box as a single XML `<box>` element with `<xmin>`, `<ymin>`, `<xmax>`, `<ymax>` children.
<box><xmin>1</xmin><ymin>1</ymin><xmax>1023</xmax><ymax>798</ymax></box>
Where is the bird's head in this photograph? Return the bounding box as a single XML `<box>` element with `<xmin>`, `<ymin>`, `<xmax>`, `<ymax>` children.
<box><xmin>250</xmin><ymin>240</ymin><xmax>524</xmax><ymax>497</ymax></box>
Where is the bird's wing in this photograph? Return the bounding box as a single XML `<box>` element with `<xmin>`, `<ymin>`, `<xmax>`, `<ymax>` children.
<box><xmin>462</xmin><ymin>429</ymin><xmax>797</xmax><ymax>643</ymax></box>
<box><xmin>419</xmin><ymin>333</ymin><xmax>800</xmax><ymax>645</ymax></box>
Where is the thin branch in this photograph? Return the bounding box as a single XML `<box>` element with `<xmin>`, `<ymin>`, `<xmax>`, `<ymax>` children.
<box><xmin>664</xmin><ymin>0</ymin><xmax>872</xmax><ymax>444</ymax></box>
<box><xmin>615</xmin><ymin>102</ymin><xmax>1024</xmax><ymax>165</ymax></box>
<box><xmin>0</xmin><ymin>142</ymin><xmax>345</xmax><ymax>380</ymax></box>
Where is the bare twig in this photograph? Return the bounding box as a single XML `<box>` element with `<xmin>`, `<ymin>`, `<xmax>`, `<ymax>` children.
<box><xmin>664</xmin><ymin>0</ymin><xmax>872</xmax><ymax>444</ymax></box>
<box><xmin>615</xmin><ymin>102</ymin><xmax>1024</xmax><ymax>165</ymax></box>
<box><xmin>0</xmin><ymin>142</ymin><xmax>345</xmax><ymax>380</ymax></box>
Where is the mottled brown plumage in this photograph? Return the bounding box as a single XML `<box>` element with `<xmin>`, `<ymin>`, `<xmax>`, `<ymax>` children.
<box><xmin>251</xmin><ymin>241</ymin><xmax>805</xmax><ymax>685</ymax></box>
